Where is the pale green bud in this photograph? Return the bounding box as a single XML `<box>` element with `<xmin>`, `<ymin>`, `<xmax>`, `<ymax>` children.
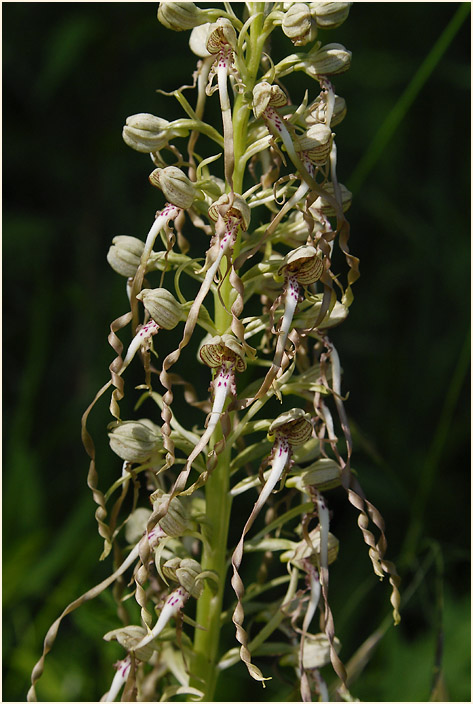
<box><xmin>152</xmin><ymin>490</ymin><xmax>188</xmax><ymax>537</ymax></box>
<box><xmin>123</xmin><ymin>114</ymin><xmax>172</xmax><ymax>153</ymax></box>
<box><xmin>157</xmin><ymin>2</ymin><xmax>207</xmax><ymax>31</ymax></box>
<box><xmin>107</xmin><ymin>236</ymin><xmax>145</xmax><ymax>277</ymax></box>
<box><xmin>136</xmin><ymin>288</ymin><xmax>183</xmax><ymax>330</ymax></box>
<box><xmin>104</xmin><ymin>625</ymin><xmax>157</xmax><ymax>662</ymax></box>
<box><xmin>282</xmin><ymin>3</ymin><xmax>317</xmax><ymax>46</ymax></box>
<box><xmin>149</xmin><ymin>166</ymin><xmax>196</xmax><ymax>209</ymax></box>
<box><xmin>311</xmin><ymin>182</ymin><xmax>352</xmax><ymax>215</ymax></box>
<box><xmin>162</xmin><ymin>557</ymin><xmax>203</xmax><ymax>598</ymax></box>
<box><xmin>108</xmin><ymin>419</ymin><xmax>162</xmax><ymax>463</ymax></box>
<box><xmin>310</xmin><ymin>2</ymin><xmax>352</xmax><ymax>29</ymax></box>
<box><xmin>297</xmin><ymin>42</ymin><xmax>351</xmax><ymax>78</ymax></box>
<box><xmin>123</xmin><ymin>114</ymin><xmax>190</xmax><ymax>153</ymax></box>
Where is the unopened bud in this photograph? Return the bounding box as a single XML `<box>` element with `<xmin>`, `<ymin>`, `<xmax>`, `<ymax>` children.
<box><xmin>311</xmin><ymin>182</ymin><xmax>352</xmax><ymax>215</ymax></box>
<box><xmin>157</xmin><ymin>2</ymin><xmax>206</xmax><ymax>31</ymax></box>
<box><xmin>162</xmin><ymin>557</ymin><xmax>203</xmax><ymax>598</ymax></box>
<box><xmin>310</xmin><ymin>2</ymin><xmax>352</xmax><ymax>30</ymax></box>
<box><xmin>136</xmin><ymin>288</ymin><xmax>183</xmax><ymax>330</ymax></box>
<box><xmin>149</xmin><ymin>166</ymin><xmax>196</xmax><ymax>209</ymax></box>
<box><xmin>282</xmin><ymin>3</ymin><xmax>317</xmax><ymax>46</ymax></box>
<box><xmin>123</xmin><ymin>114</ymin><xmax>172</xmax><ymax>153</ymax></box>
<box><xmin>107</xmin><ymin>236</ymin><xmax>145</xmax><ymax>277</ymax></box>
<box><xmin>269</xmin><ymin>408</ymin><xmax>313</xmax><ymax>446</ymax></box>
<box><xmin>297</xmin><ymin>42</ymin><xmax>351</xmax><ymax>79</ymax></box>
<box><xmin>252</xmin><ymin>81</ymin><xmax>288</xmax><ymax>119</ymax></box>
<box><xmin>108</xmin><ymin>419</ymin><xmax>162</xmax><ymax>463</ymax></box>
<box><xmin>302</xmin><ymin>457</ymin><xmax>341</xmax><ymax>490</ymax></box>
<box><xmin>152</xmin><ymin>490</ymin><xmax>188</xmax><ymax>537</ymax></box>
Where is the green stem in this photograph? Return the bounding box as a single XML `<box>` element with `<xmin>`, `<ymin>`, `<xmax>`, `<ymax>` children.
<box><xmin>188</xmin><ymin>10</ymin><xmax>268</xmax><ymax>700</ymax></box>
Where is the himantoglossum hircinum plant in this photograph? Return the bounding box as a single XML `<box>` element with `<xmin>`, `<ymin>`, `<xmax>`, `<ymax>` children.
<box><xmin>29</xmin><ymin>3</ymin><xmax>401</xmax><ymax>702</ymax></box>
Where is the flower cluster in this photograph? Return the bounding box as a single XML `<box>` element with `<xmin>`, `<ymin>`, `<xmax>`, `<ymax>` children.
<box><xmin>29</xmin><ymin>4</ymin><xmax>400</xmax><ymax>702</ymax></box>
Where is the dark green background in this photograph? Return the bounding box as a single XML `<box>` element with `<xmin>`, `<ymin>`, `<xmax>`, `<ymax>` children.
<box><xmin>3</xmin><ymin>3</ymin><xmax>470</xmax><ymax>701</ymax></box>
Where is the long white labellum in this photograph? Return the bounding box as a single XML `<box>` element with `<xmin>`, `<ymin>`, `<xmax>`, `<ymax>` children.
<box><xmin>103</xmin><ymin>655</ymin><xmax>131</xmax><ymax>702</ymax></box>
<box><xmin>134</xmin><ymin>587</ymin><xmax>189</xmax><ymax>650</ymax></box>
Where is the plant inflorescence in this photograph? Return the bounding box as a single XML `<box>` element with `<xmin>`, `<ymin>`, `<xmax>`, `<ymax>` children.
<box><xmin>29</xmin><ymin>3</ymin><xmax>400</xmax><ymax>701</ymax></box>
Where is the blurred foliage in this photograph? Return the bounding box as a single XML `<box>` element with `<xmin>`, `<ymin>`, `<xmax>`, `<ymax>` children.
<box><xmin>3</xmin><ymin>3</ymin><xmax>470</xmax><ymax>702</ymax></box>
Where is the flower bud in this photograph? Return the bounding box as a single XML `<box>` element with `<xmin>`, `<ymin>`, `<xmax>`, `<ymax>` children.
<box><xmin>252</xmin><ymin>81</ymin><xmax>288</xmax><ymax>119</ymax></box>
<box><xmin>301</xmin><ymin>457</ymin><xmax>341</xmax><ymax>491</ymax></box>
<box><xmin>122</xmin><ymin>114</ymin><xmax>172</xmax><ymax>153</ymax></box>
<box><xmin>149</xmin><ymin>166</ymin><xmax>196</xmax><ymax>209</ymax></box>
<box><xmin>157</xmin><ymin>2</ymin><xmax>207</xmax><ymax>31</ymax></box>
<box><xmin>311</xmin><ymin>182</ymin><xmax>352</xmax><ymax>215</ymax></box>
<box><xmin>152</xmin><ymin>490</ymin><xmax>188</xmax><ymax>537</ymax></box>
<box><xmin>104</xmin><ymin>625</ymin><xmax>157</xmax><ymax>662</ymax></box>
<box><xmin>282</xmin><ymin>3</ymin><xmax>317</xmax><ymax>46</ymax></box>
<box><xmin>199</xmin><ymin>334</ymin><xmax>246</xmax><ymax>372</ymax></box>
<box><xmin>310</xmin><ymin>2</ymin><xmax>352</xmax><ymax>29</ymax></box>
<box><xmin>108</xmin><ymin>419</ymin><xmax>162</xmax><ymax>463</ymax></box>
<box><xmin>125</xmin><ymin>507</ymin><xmax>152</xmax><ymax>544</ymax></box>
<box><xmin>297</xmin><ymin>123</ymin><xmax>333</xmax><ymax>165</ymax></box>
<box><xmin>297</xmin><ymin>43</ymin><xmax>351</xmax><ymax>78</ymax></box>
<box><xmin>306</xmin><ymin>93</ymin><xmax>347</xmax><ymax>128</ymax></box>
<box><xmin>269</xmin><ymin>408</ymin><xmax>313</xmax><ymax>446</ymax></box>
<box><xmin>136</xmin><ymin>288</ymin><xmax>183</xmax><ymax>330</ymax></box>
<box><xmin>107</xmin><ymin>236</ymin><xmax>145</xmax><ymax>277</ymax></box>
<box><xmin>162</xmin><ymin>557</ymin><xmax>203</xmax><ymax>598</ymax></box>
<box><xmin>208</xmin><ymin>193</ymin><xmax>251</xmax><ymax>231</ymax></box>
<box><xmin>279</xmin><ymin>245</ymin><xmax>324</xmax><ymax>285</ymax></box>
